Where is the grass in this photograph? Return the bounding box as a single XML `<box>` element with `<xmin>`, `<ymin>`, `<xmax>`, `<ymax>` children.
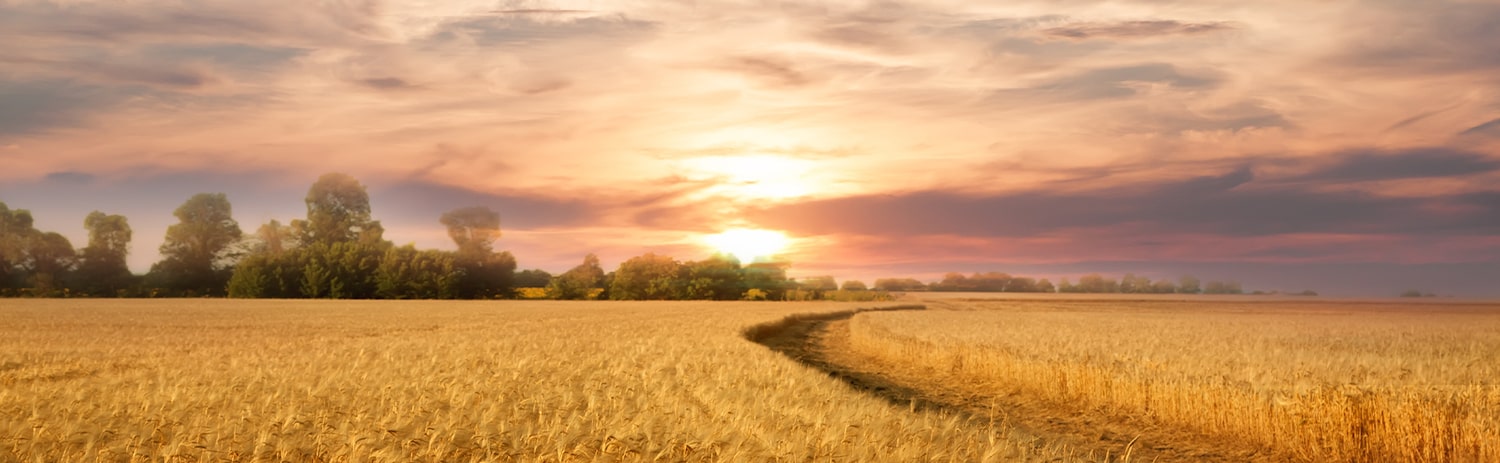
<box><xmin>1</xmin><ymin>299</ymin><xmax>1090</xmax><ymax>463</ymax></box>
<box><xmin>845</xmin><ymin>297</ymin><xmax>1500</xmax><ymax>462</ymax></box>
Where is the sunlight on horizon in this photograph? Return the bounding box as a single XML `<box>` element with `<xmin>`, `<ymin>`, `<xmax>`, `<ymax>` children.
<box><xmin>702</xmin><ymin>228</ymin><xmax>790</xmax><ymax>264</ymax></box>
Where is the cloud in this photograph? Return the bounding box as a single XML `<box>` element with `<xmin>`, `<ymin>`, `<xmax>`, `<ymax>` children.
<box><xmin>0</xmin><ymin>80</ymin><xmax>137</xmax><ymax>137</ymax></box>
<box><xmin>996</xmin><ymin>63</ymin><xmax>1223</xmax><ymax>102</ymax></box>
<box><xmin>719</xmin><ymin>56</ymin><xmax>811</xmax><ymax>87</ymax></box>
<box><xmin>372</xmin><ymin>181</ymin><xmax>596</xmax><ymax>230</ymax></box>
<box><xmin>1460</xmin><ymin>118</ymin><xmax>1500</xmax><ymax>138</ymax></box>
<box><xmin>1041</xmin><ymin>20</ymin><xmax>1237</xmax><ymax>40</ymax></box>
<box><xmin>747</xmin><ymin>161</ymin><xmax>1500</xmax><ymax>239</ymax></box>
<box><xmin>1287</xmin><ymin>148</ymin><xmax>1500</xmax><ymax>183</ymax></box>
<box><xmin>357</xmin><ymin>77</ymin><xmax>419</xmax><ymax>91</ymax></box>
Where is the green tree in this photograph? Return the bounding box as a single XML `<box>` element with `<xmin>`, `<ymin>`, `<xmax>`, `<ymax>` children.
<box><xmin>295</xmin><ymin>173</ymin><xmax>384</xmax><ymax>246</ymax></box>
<box><xmin>798</xmin><ymin>275</ymin><xmax>838</xmax><ymax>300</ymax></box>
<box><xmin>680</xmin><ymin>254</ymin><xmax>742</xmax><ymax>300</ymax></box>
<box><xmin>547</xmin><ymin>253</ymin><xmax>605</xmax><ymax>300</ymax></box>
<box><xmin>149</xmin><ymin>193</ymin><xmax>243</xmax><ymax>296</ymax></box>
<box><xmin>0</xmin><ymin>203</ymin><xmax>37</xmax><ymax>289</ymax></box>
<box><xmin>442</xmin><ymin>206</ymin><xmax>515</xmax><ymax>298</ymax></box>
<box><xmin>441</xmin><ymin>206</ymin><xmax>501</xmax><ymax>254</ymax></box>
<box><xmin>375</xmin><ymin>245</ymin><xmax>460</xmax><ymax>299</ymax></box>
<box><xmin>873</xmin><ymin>277</ymin><xmax>925</xmax><ymax>292</ymax></box>
<box><xmin>1036</xmin><ymin>278</ymin><xmax>1056</xmax><ymax>293</ymax></box>
<box><xmin>609</xmin><ymin>253</ymin><xmax>683</xmax><ymax>300</ymax></box>
<box><xmin>23</xmin><ymin>232</ymin><xmax>76</xmax><ymax>296</ymax></box>
<box><xmin>841</xmin><ymin>280</ymin><xmax>868</xmax><ymax>291</ymax></box>
<box><xmin>252</xmin><ymin>219</ymin><xmax>299</xmax><ymax>255</ymax></box>
<box><xmin>74</xmin><ymin>211</ymin><xmax>133</xmax><ymax>296</ymax></box>
<box><xmin>515</xmin><ymin>269</ymin><xmax>553</xmax><ymax>288</ymax></box>
<box><xmin>1177</xmin><ymin>275</ymin><xmax>1202</xmax><ymax>294</ymax></box>
<box><xmin>742</xmin><ymin>261</ymin><xmax>791</xmax><ymax>300</ymax></box>
<box><xmin>299</xmin><ymin>242</ymin><xmax>385</xmax><ymax>299</ymax></box>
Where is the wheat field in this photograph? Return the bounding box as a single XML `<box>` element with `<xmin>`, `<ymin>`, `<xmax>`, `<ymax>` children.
<box><xmin>1</xmin><ymin>299</ymin><xmax>1094</xmax><ymax>463</ymax></box>
<box><xmin>843</xmin><ymin>297</ymin><xmax>1500</xmax><ymax>462</ymax></box>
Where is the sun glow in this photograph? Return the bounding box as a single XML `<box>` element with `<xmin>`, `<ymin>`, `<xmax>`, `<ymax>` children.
<box><xmin>702</xmin><ymin>228</ymin><xmax>790</xmax><ymax>264</ymax></box>
<box><xmin>682</xmin><ymin>155</ymin><xmax>816</xmax><ymax>199</ymax></box>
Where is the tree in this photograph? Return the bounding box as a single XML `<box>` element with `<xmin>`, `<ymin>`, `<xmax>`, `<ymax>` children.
<box><xmin>1057</xmin><ymin>278</ymin><xmax>1077</xmax><ymax>293</ymax></box>
<box><xmin>1150</xmin><ymin>279</ymin><xmax>1177</xmax><ymax>294</ymax></box>
<box><xmin>1036</xmin><ymin>278</ymin><xmax>1055</xmax><ymax>293</ymax></box>
<box><xmin>799</xmin><ymin>275</ymin><xmax>838</xmax><ymax>299</ymax></box>
<box><xmin>1203</xmin><ymin>280</ymin><xmax>1243</xmax><ymax>294</ymax></box>
<box><xmin>23</xmin><ymin>232</ymin><xmax>76</xmax><ymax>296</ymax></box>
<box><xmin>515</xmin><ymin>269</ymin><xmax>553</xmax><ymax>288</ymax></box>
<box><xmin>150</xmin><ymin>193</ymin><xmax>243</xmax><ymax>296</ymax></box>
<box><xmin>841</xmin><ymin>280</ymin><xmax>868</xmax><ymax>291</ymax></box>
<box><xmin>742</xmin><ymin>261</ymin><xmax>791</xmax><ymax>300</ymax></box>
<box><xmin>75</xmin><ymin>211</ymin><xmax>133</xmax><ymax>296</ymax></box>
<box><xmin>547</xmin><ymin>254</ymin><xmax>606</xmax><ymax>300</ymax></box>
<box><xmin>252</xmin><ymin>219</ymin><xmax>299</xmax><ymax>256</ymax></box>
<box><xmin>873</xmin><ymin>277</ymin><xmax>925</xmax><ymax>292</ymax></box>
<box><xmin>296</xmin><ymin>173</ymin><xmax>384</xmax><ymax>246</ymax></box>
<box><xmin>440</xmin><ymin>206</ymin><xmax>501</xmax><ymax>255</ymax></box>
<box><xmin>375</xmin><ymin>245</ymin><xmax>460</xmax><ymax>299</ymax></box>
<box><xmin>442</xmin><ymin>206</ymin><xmax>515</xmax><ymax>298</ymax></box>
<box><xmin>609</xmin><ymin>253</ymin><xmax>683</xmax><ymax>300</ymax></box>
<box><xmin>1177</xmin><ymin>275</ymin><xmax>1202</xmax><ymax>294</ymax></box>
<box><xmin>679</xmin><ymin>254</ymin><xmax>743</xmax><ymax>300</ymax></box>
<box><xmin>0</xmin><ymin>202</ymin><xmax>36</xmax><ymax>289</ymax></box>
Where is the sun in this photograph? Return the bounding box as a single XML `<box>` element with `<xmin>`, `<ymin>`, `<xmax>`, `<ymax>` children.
<box><xmin>702</xmin><ymin>228</ymin><xmax>790</xmax><ymax>264</ymax></box>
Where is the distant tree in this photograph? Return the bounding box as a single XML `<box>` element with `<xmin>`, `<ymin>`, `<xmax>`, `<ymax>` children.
<box><xmin>931</xmin><ymin>272</ymin><xmax>969</xmax><ymax>292</ymax></box>
<box><xmin>1150</xmin><ymin>279</ymin><xmax>1178</xmax><ymax>294</ymax></box>
<box><xmin>873</xmin><ymin>277</ymin><xmax>926</xmax><ymax>292</ymax></box>
<box><xmin>251</xmin><ymin>219</ymin><xmax>299</xmax><ymax>256</ymax></box>
<box><xmin>1177</xmin><ymin>275</ymin><xmax>1202</xmax><ymax>294</ymax></box>
<box><xmin>1077</xmin><ymin>274</ymin><xmax>1117</xmax><ymax>293</ymax></box>
<box><xmin>441</xmin><ymin>206</ymin><xmax>502</xmax><ymax>255</ymax></box>
<box><xmin>295</xmin><ymin>173</ymin><xmax>384</xmax><ymax>246</ymax></box>
<box><xmin>1006</xmin><ymin>277</ymin><xmax>1037</xmax><ymax>293</ymax></box>
<box><xmin>298</xmin><ymin>241</ymin><xmax>385</xmax><ymax>299</ymax></box>
<box><xmin>799</xmin><ymin>275</ymin><xmax>838</xmax><ymax>299</ymax></box>
<box><xmin>1120</xmin><ymin>273</ymin><xmax>1153</xmax><ymax>294</ymax></box>
<box><xmin>515</xmin><ymin>269</ymin><xmax>553</xmax><ymax>288</ymax></box>
<box><xmin>74</xmin><ymin>211</ymin><xmax>133</xmax><ymax>296</ymax></box>
<box><xmin>441</xmin><ymin>206</ymin><xmax>515</xmax><ymax>298</ymax></box>
<box><xmin>609</xmin><ymin>253</ymin><xmax>683</xmax><ymax>300</ymax></box>
<box><xmin>680</xmin><ymin>254</ymin><xmax>743</xmax><ymax>300</ymax></box>
<box><xmin>24</xmin><ymin>232</ymin><xmax>77</xmax><ymax>296</ymax></box>
<box><xmin>742</xmin><ymin>261</ymin><xmax>791</xmax><ymax>300</ymax></box>
<box><xmin>1036</xmin><ymin>278</ymin><xmax>1056</xmax><ymax>293</ymax></box>
<box><xmin>228</xmin><ymin>249</ymin><xmax>306</xmax><ymax>298</ymax></box>
<box><xmin>1204</xmin><ymin>280</ymin><xmax>1243</xmax><ymax>295</ymax></box>
<box><xmin>1057</xmin><ymin>277</ymin><xmax>1078</xmax><ymax>293</ymax></box>
<box><xmin>149</xmin><ymin>193</ymin><xmax>243</xmax><ymax>296</ymax></box>
<box><xmin>548</xmin><ymin>253</ymin><xmax>606</xmax><ymax>300</ymax></box>
<box><xmin>841</xmin><ymin>280</ymin><xmax>868</xmax><ymax>291</ymax></box>
<box><xmin>375</xmin><ymin>245</ymin><xmax>460</xmax><ymax>299</ymax></box>
<box><xmin>0</xmin><ymin>203</ymin><xmax>36</xmax><ymax>289</ymax></box>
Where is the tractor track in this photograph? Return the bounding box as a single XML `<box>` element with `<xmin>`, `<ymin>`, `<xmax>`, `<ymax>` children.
<box><xmin>745</xmin><ymin>306</ymin><xmax>1290</xmax><ymax>463</ymax></box>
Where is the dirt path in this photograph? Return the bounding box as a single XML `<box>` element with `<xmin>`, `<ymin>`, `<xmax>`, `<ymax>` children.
<box><xmin>751</xmin><ymin>310</ymin><xmax>1290</xmax><ymax>463</ymax></box>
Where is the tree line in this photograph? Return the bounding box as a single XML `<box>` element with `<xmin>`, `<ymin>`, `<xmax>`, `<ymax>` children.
<box><xmin>1</xmin><ymin>173</ymin><xmax>1312</xmax><ymax>300</ymax></box>
<box><xmin>871</xmin><ymin>271</ymin><xmax>1314</xmax><ymax>296</ymax></box>
<box><xmin>0</xmin><ymin>173</ymin><xmax>830</xmax><ymax>300</ymax></box>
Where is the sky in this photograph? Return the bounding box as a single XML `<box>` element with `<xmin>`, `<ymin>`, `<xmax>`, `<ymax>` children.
<box><xmin>1</xmin><ymin>0</ymin><xmax>1498</xmax><ymax>297</ymax></box>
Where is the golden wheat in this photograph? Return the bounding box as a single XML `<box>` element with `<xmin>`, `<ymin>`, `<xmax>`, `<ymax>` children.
<box><xmin>0</xmin><ymin>299</ymin><xmax>1104</xmax><ymax>463</ymax></box>
<box><xmin>845</xmin><ymin>297</ymin><xmax>1500</xmax><ymax>462</ymax></box>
